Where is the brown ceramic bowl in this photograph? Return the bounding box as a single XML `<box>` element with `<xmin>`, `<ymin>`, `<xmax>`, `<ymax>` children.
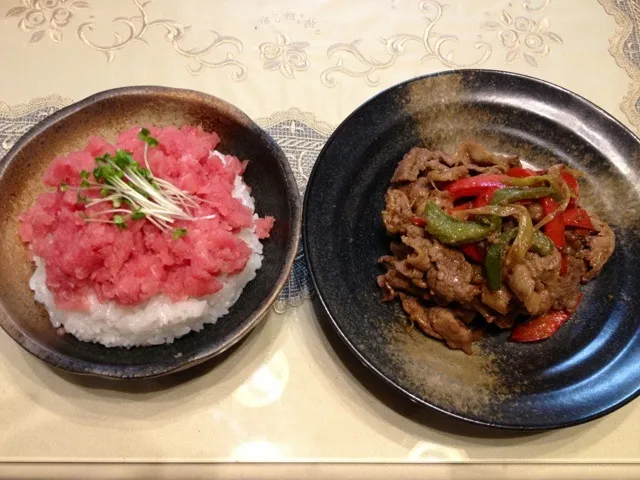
<box><xmin>0</xmin><ymin>86</ymin><xmax>300</xmax><ymax>378</ymax></box>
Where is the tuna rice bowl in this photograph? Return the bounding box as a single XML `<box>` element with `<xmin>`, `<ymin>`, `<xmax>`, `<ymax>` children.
<box><xmin>18</xmin><ymin>125</ymin><xmax>275</xmax><ymax>348</ymax></box>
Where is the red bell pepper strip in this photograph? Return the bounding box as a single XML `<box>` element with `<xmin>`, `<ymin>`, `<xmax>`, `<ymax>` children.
<box><xmin>460</xmin><ymin>243</ymin><xmax>485</xmax><ymax>263</ymax></box>
<box><xmin>562</xmin><ymin>207</ymin><xmax>595</xmax><ymax>230</ymax></box>
<box><xmin>510</xmin><ymin>293</ymin><xmax>583</xmax><ymax>342</ymax></box>
<box><xmin>561</xmin><ymin>169</ymin><xmax>580</xmax><ymax>207</ymax></box>
<box><xmin>560</xmin><ymin>169</ymin><xmax>579</xmax><ymax>197</ymax></box>
<box><xmin>446</xmin><ymin>175</ymin><xmax>511</xmax><ymax>200</ymax></box>
<box><xmin>540</xmin><ymin>197</ymin><xmax>566</xmax><ymax>249</ymax></box>
<box><xmin>410</xmin><ymin>216</ymin><xmax>426</xmax><ymax>227</ymax></box>
<box><xmin>509</xmin><ymin>310</ymin><xmax>572</xmax><ymax>342</ymax></box>
<box><xmin>473</xmin><ymin>187</ymin><xmax>500</xmax><ymax>208</ymax></box>
<box><xmin>506</xmin><ymin>167</ymin><xmax>536</xmax><ymax>178</ymax></box>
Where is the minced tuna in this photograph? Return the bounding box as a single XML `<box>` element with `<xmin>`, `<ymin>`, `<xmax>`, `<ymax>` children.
<box><xmin>19</xmin><ymin>125</ymin><xmax>274</xmax><ymax>347</ymax></box>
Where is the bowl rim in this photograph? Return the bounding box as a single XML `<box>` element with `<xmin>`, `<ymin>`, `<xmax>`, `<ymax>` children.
<box><xmin>303</xmin><ymin>68</ymin><xmax>640</xmax><ymax>430</ymax></box>
<box><xmin>0</xmin><ymin>85</ymin><xmax>301</xmax><ymax>379</ymax></box>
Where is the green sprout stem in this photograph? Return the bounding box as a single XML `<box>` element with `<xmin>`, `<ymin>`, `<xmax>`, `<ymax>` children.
<box><xmin>143</xmin><ymin>141</ymin><xmax>153</xmax><ymax>177</ymax></box>
<box><xmin>74</xmin><ymin>129</ymin><xmax>222</xmax><ymax>234</ymax></box>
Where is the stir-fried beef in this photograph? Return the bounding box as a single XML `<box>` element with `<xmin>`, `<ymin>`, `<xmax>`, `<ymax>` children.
<box><xmin>379</xmin><ymin>255</ymin><xmax>423</xmax><ymax>280</ymax></box>
<box><xmin>507</xmin><ymin>250</ymin><xmax>561</xmax><ymax>316</ymax></box>
<box><xmin>583</xmin><ymin>214</ymin><xmax>615</xmax><ymax>281</ymax></box>
<box><xmin>454</xmin><ymin>141</ymin><xmax>520</xmax><ymax>173</ymax></box>
<box><xmin>399</xmin><ymin>294</ymin><xmax>473</xmax><ymax>354</ymax></box>
<box><xmin>400</xmin><ymin>235</ymin><xmax>480</xmax><ymax>304</ymax></box>
<box><xmin>382</xmin><ymin>189</ymin><xmax>413</xmax><ymax>235</ymax></box>
<box><xmin>376</xmin><ymin>268</ymin><xmax>428</xmax><ymax>301</ymax></box>
<box><xmin>551</xmin><ymin>255</ymin><xmax>585</xmax><ymax>311</ymax></box>
<box><xmin>401</xmin><ymin>235</ymin><xmax>433</xmax><ymax>271</ymax></box>
<box><xmin>423</xmin><ymin>242</ymin><xmax>479</xmax><ymax>304</ymax></box>
<box><xmin>397</xmin><ymin>177</ymin><xmax>453</xmax><ymax>215</ymax></box>
<box><xmin>377</xmin><ymin>141</ymin><xmax>615</xmax><ymax>354</ymax></box>
<box><xmin>391</xmin><ymin>148</ymin><xmax>459</xmax><ymax>183</ymax></box>
<box><xmin>481</xmin><ymin>285</ymin><xmax>512</xmax><ymax>315</ymax></box>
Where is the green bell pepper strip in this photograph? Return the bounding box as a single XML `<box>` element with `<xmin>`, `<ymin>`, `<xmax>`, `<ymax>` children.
<box><xmin>484</xmin><ymin>227</ymin><xmax>554</xmax><ymax>292</ymax></box>
<box><xmin>498</xmin><ymin>228</ymin><xmax>554</xmax><ymax>256</ymax></box>
<box><xmin>485</xmin><ymin>228</ymin><xmax>518</xmax><ymax>292</ymax></box>
<box><xmin>489</xmin><ymin>186</ymin><xmax>556</xmax><ymax>206</ymax></box>
<box><xmin>531</xmin><ymin>229</ymin><xmax>554</xmax><ymax>256</ymax></box>
<box><xmin>477</xmin><ymin>183</ymin><xmax>550</xmax><ymax>233</ymax></box>
<box><xmin>453</xmin><ymin>205</ymin><xmax>534</xmax><ymax>266</ymax></box>
<box><xmin>485</xmin><ymin>243</ymin><xmax>504</xmax><ymax>292</ymax></box>
<box><xmin>423</xmin><ymin>201</ymin><xmax>497</xmax><ymax>246</ymax></box>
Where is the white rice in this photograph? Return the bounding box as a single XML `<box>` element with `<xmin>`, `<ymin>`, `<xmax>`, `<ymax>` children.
<box><xmin>28</xmin><ymin>152</ymin><xmax>264</xmax><ymax>348</ymax></box>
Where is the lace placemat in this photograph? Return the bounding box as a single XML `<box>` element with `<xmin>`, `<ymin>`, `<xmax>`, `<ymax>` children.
<box><xmin>0</xmin><ymin>98</ymin><xmax>332</xmax><ymax>312</ymax></box>
<box><xmin>600</xmin><ymin>0</ymin><xmax>640</xmax><ymax>131</ymax></box>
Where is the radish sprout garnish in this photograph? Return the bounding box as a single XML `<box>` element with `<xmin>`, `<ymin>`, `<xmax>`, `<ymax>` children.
<box><xmin>62</xmin><ymin>127</ymin><xmax>218</xmax><ymax>236</ymax></box>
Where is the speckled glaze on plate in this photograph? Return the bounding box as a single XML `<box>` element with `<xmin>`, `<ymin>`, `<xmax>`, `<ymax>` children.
<box><xmin>0</xmin><ymin>86</ymin><xmax>301</xmax><ymax>379</ymax></box>
<box><xmin>304</xmin><ymin>70</ymin><xmax>640</xmax><ymax>430</ymax></box>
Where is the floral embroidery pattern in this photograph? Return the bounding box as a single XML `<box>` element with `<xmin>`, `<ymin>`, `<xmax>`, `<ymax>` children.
<box><xmin>6</xmin><ymin>0</ymin><xmax>90</xmax><ymax>44</ymax></box>
<box><xmin>76</xmin><ymin>0</ymin><xmax>247</xmax><ymax>80</ymax></box>
<box><xmin>0</xmin><ymin>0</ymin><xmax>583</xmax><ymax>94</ymax></box>
<box><xmin>482</xmin><ymin>9</ymin><xmax>562</xmax><ymax>67</ymax></box>
<box><xmin>260</xmin><ymin>32</ymin><xmax>310</xmax><ymax>79</ymax></box>
<box><xmin>5</xmin><ymin>0</ymin><xmax>247</xmax><ymax>79</ymax></box>
<box><xmin>320</xmin><ymin>0</ymin><xmax>492</xmax><ymax>87</ymax></box>
<box><xmin>254</xmin><ymin>11</ymin><xmax>320</xmax><ymax>35</ymax></box>
<box><xmin>522</xmin><ymin>0</ymin><xmax>551</xmax><ymax>12</ymax></box>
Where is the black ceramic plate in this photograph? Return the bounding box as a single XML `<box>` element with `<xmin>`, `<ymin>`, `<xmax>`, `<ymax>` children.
<box><xmin>304</xmin><ymin>70</ymin><xmax>640</xmax><ymax>430</ymax></box>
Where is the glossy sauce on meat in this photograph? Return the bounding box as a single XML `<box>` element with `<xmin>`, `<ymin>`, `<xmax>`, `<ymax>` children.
<box><xmin>377</xmin><ymin>142</ymin><xmax>615</xmax><ymax>354</ymax></box>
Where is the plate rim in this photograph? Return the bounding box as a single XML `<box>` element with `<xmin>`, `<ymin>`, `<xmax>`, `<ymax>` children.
<box><xmin>303</xmin><ymin>68</ymin><xmax>640</xmax><ymax>430</ymax></box>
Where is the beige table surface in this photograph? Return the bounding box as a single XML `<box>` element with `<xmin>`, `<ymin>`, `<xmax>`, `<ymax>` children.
<box><xmin>0</xmin><ymin>0</ymin><xmax>639</xmax><ymax>478</ymax></box>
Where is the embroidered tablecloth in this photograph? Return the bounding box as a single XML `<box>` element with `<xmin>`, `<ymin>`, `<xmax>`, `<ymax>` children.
<box><xmin>0</xmin><ymin>1</ymin><xmax>638</xmax><ymax>478</ymax></box>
